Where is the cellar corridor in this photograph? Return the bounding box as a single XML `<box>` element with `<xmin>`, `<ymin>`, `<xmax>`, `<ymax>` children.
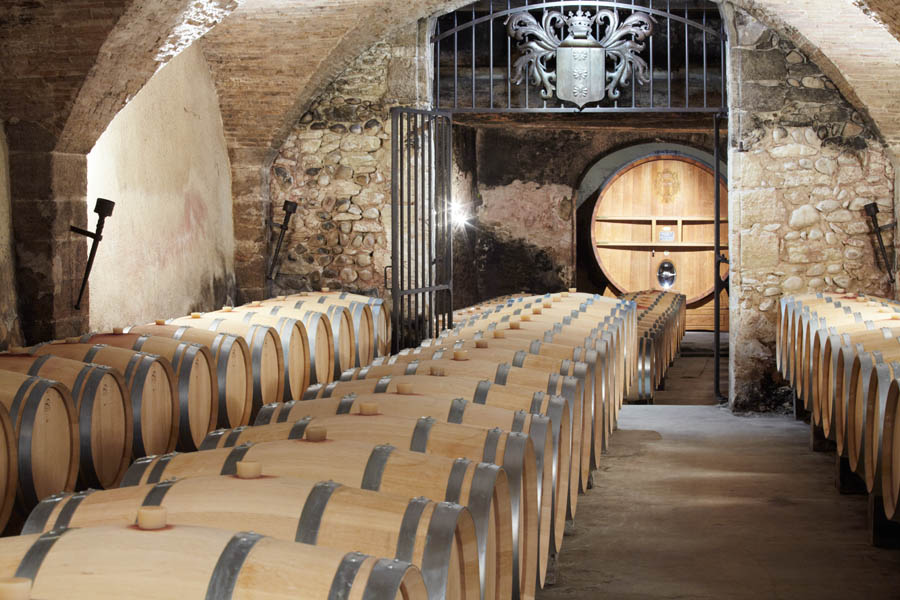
<box><xmin>540</xmin><ymin>405</ymin><xmax>900</xmax><ymax>599</ymax></box>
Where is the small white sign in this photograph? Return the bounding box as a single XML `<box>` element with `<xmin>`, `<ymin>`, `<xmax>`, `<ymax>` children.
<box><xmin>659</xmin><ymin>230</ymin><xmax>676</xmax><ymax>242</ymax></box>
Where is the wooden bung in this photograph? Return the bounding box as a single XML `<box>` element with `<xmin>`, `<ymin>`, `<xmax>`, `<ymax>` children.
<box><xmin>475</xmin><ymin>339</ymin><xmax>489</xmax><ymax>349</ymax></box>
<box><xmin>543</xmin><ymin>301</ymin><xmax>552</xmax><ymax>308</ymax></box>
<box><xmin>137</xmin><ymin>506</ymin><xmax>167</xmax><ymax>530</ymax></box>
<box><xmin>359</xmin><ymin>401</ymin><xmax>381</xmax><ymax>414</ymax></box>
<box><xmin>190</xmin><ymin>312</ymin><xmax>202</xmax><ymax>319</ymax></box>
<box><xmin>305</xmin><ymin>425</ymin><xmax>327</xmax><ymax>442</ymax></box>
<box><xmin>236</xmin><ymin>460</ymin><xmax>262</xmax><ymax>479</ymax></box>
<box><xmin>568</xmin><ymin>287</ymin><xmax>577</xmax><ymax>293</ymax></box>
<box><xmin>396</xmin><ymin>383</ymin><xmax>414</xmax><ymax>395</ymax></box>
<box><xmin>532</xmin><ymin>307</ymin><xmax>542</xmax><ymax>315</ymax></box>
<box><xmin>222</xmin><ymin>306</ymin><xmax>233</xmax><ymax>312</ymax></box>
<box><xmin>453</xmin><ymin>350</ymin><xmax>469</xmax><ymax>361</ymax></box>
<box><xmin>321</xmin><ymin>287</ymin><xmax>331</xmax><ymax>292</ymax></box>
<box><xmin>493</xmin><ymin>330</ymin><xmax>505</xmax><ymax>339</ymax></box>
<box><xmin>510</xmin><ymin>321</ymin><xmax>521</xmax><ymax>329</ymax></box>
<box><xmin>112</xmin><ymin>327</ymin><xmax>124</xmax><ymax>335</ymax></box>
<box><xmin>521</xmin><ymin>314</ymin><xmax>531</xmax><ymax>321</ymax></box>
<box><xmin>154</xmin><ymin>319</ymin><xmax>166</xmax><ymax>326</ymax></box>
<box><xmin>429</xmin><ymin>366</ymin><xmax>446</xmax><ymax>377</ymax></box>
<box><xmin>0</xmin><ymin>577</ymin><xmax>31</xmax><ymax>600</ymax></box>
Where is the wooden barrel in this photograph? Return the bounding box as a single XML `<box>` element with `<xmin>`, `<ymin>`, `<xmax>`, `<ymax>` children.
<box><xmin>270</xmin><ymin>295</ymin><xmax>376</xmax><ymax>368</ymax></box>
<box><xmin>815</xmin><ymin>324</ymin><xmax>900</xmax><ymax>442</ymax></box>
<box><xmin>856</xmin><ymin>357</ymin><xmax>900</xmax><ymax>494</ymax></box>
<box><xmin>589</xmin><ymin>155</ymin><xmax>728</xmax><ymax>331</ymax></box>
<box><xmin>125</xmin><ymin>323</ymin><xmax>252</xmax><ymax>429</ymax></box>
<box><xmin>30</xmin><ymin>342</ymin><xmax>178</xmax><ymax>458</ymax></box>
<box><xmin>431</xmin><ymin>313</ymin><xmax>617</xmax><ymax>487</ymax></box>
<box><xmin>22</xmin><ymin>474</ymin><xmax>479</xmax><ymax>600</ymax></box>
<box><xmin>307</xmin><ymin>289</ymin><xmax>391</xmax><ymax>357</ymax></box>
<box><xmin>120</xmin><ymin>439</ymin><xmax>512</xmax><ymax>600</ymax></box>
<box><xmin>202</xmin><ymin>414</ymin><xmax>537</xmax><ymax>600</ymax></box>
<box><xmin>224</xmin><ymin>307</ymin><xmax>334</xmax><ymax>386</ymax></box>
<box><xmin>74</xmin><ymin>332</ymin><xmax>217</xmax><ymax>452</ymax></box>
<box><xmin>417</xmin><ymin>331</ymin><xmax>612</xmax><ymax>459</ymax></box>
<box><xmin>255</xmin><ymin>394</ymin><xmax>558</xmax><ymax>586</ymax></box>
<box><xmin>879</xmin><ymin>378</ymin><xmax>900</xmax><ymax>520</ymax></box>
<box><xmin>253</xmin><ymin>300</ymin><xmax>356</xmax><ymax>378</ymax></box>
<box><xmin>343</xmin><ymin>353</ymin><xmax>589</xmax><ymax>506</ymax></box>
<box><xmin>0</xmin><ymin>523</ymin><xmax>429</xmax><ymax>600</ymax></box>
<box><xmin>304</xmin><ymin>373</ymin><xmax>573</xmax><ymax>546</ymax></box>
<box><xmin>255</xmin><ymin>392</ymin><xmax>554</xmax><ymax>586</ymax></box>
<box><xmin>382</xmin><ymin>338</ymin><xmax>605</xmax><ymax>464</ymax></box>
<box><xmin>0</xmin><ymin>370</ymin><xmax>77</xmax><ymax>514</ymax></box>
<box><xmin>167</xmin><ymin>314</ymin><xmax>285</xmax><ymax>416</ymax></box>
<box><xmin>204</xmin><ymin>307</ymin><xmax>311</xmax><ymax>402</ymax></box>
<box><xmin>0</xmin><ymin>354</ymin><xmax>132</xmax><ymax>489</ymax></box>
<box><xmin>0</xmin><ymin>396</ymin><xmax>20</xmax><ymax>531</ymax></box>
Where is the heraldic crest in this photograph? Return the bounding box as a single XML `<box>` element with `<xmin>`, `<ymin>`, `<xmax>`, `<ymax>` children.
<box><xmin>505</xmin><ymin>7</ymin><xmax>655</xmax><ymax>108</ymax></box>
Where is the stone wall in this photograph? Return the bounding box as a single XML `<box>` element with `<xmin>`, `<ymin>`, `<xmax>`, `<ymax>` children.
<box><xmin>267</xmin><ymin>25</ymin><xmax>430</xmax><ymax>298</ymax></box>
<box><xmin>0</xmin><ymin>121</ymin><xmax>22</xmax><ymax>350</ymax></box>
<box><xmin>728</xmin><ymin>9</ymin><xmax>896</xmax><ymax>408</ymax></box>
<box><xmin>86</xmin><ymin>44</ymin><xmax>235</xmax><ymax>331</ymax></box>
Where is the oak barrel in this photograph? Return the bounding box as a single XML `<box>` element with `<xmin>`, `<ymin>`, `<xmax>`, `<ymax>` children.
<box><xmin>0</xmin><ymin>370</ymin><xmax>78</xmax><ymax>512</ymax></box>
<box><xmin>119</xmin><ymin>438</ymin><xmax>513</xmax><ymax>600</ymax></box>
<box><xmin>0</xmin><ymin>354</ymin><xmax>132</xmax><ymax>489</ymax></box>
<box><xmin>74</xmin><ymin>332</ymin><xmax>217</xmax><ymax>451</ymax></box>
<box><xmin>202</xmin><ymin>414</ymin><xmax>536</xmax><ymax>600</ymax></box>
<box><xmin>255</xmin><ymin>391</ymin><xmax>554</xmax><ymax>585</ymax></box>
<box><xmin>0</xmin><ymin>523</ymin><xmax>428</xmax><ymax>600</ymax></box>
<box><xmin>204</xmin><ymin>307</ymin><xmax>311</xmax><ymax>401</ymax></box>
<box><xmin>22</xmin><ymin>474</ymin><xmax>479</xmax><ymax>600</ymax></box>
<box><xmin>30</xmin><ymin>342</ymin><xmax>178</xmax><ymax>458</ymax></box>
<box><xmin>125</xmin><ymin>324</ymin><xmax>252</xmax><ymax>429</ymax></box>
<box><xmin>306</xmin><ymin>289</ymin><xmax>391</xmax><ymax>357</ymax></box>
<box><xmin>304</xmin><ymin>372</ymin><xmax>573</xmax><ymax>544</ymax></box>
<box><xmin>167</xmin><ymin>314</ymin><xmax>285</xmax><ymax>416</ymax></box>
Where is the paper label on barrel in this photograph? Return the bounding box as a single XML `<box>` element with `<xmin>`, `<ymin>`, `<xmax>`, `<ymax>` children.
<box><xmin>659</xmin><ymin>230</ymin><xmax>675</xmax><ymax>242</ymax></box>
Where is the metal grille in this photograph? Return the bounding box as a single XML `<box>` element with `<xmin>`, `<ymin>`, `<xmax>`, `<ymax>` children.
<box><xmin>390</xmin><ymin>108</ymin><xmax>454</xmax><ymax>353</ymax></box>
<box><xmin>434</xmin><ymin>0</ymin><xmax>725</xmax><ymax>113</ymax></box>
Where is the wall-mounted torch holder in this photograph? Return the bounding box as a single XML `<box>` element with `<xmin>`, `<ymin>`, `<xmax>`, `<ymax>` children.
<box><xmin>267</xmin><ymin>200</ymin><xmax>298</xmax><ymax>280</ymax></box>
<box><xmin>864</xmin><ymin>202</ymin><xmax>895</xmax><ymax>283</ymax></box>
<box><xmin>70</xmin><ymin>198</ymin><xmax>115</xmax><ymax>310</ymax></box>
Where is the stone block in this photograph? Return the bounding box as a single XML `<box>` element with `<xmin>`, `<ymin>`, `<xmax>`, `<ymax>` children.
<box><xmin>741</xmin><ymin>226</ymin><xmax>779</xmax><ymax>268</ymax></box>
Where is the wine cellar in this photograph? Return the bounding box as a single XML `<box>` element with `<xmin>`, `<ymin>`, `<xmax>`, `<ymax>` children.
<box><xmin>1</xmin><ymin>0</ymin><xmax>900</xmax><ymax>598</ymax></box>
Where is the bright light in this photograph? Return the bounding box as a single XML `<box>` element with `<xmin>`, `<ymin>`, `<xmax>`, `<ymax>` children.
<box><xmin>451</xmin><ymin>201</ymin><xmax>470</xmax><ymax>228</ymax></box>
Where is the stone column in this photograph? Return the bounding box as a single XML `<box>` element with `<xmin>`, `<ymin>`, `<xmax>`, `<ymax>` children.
<box><xmin>230</xmin><ymin>147</ymin><xmax>273</xmax><ymax>303</ymax></box>
<box><xmin>8</xmin><ymin>149</ymin><xmax>88</xmax><ymax>344</ymax></box>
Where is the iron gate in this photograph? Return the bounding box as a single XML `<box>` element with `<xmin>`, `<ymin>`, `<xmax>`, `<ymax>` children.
<box><xmin>389</xmin><ymin>107</ymin><xmax>454</xmax><ymax>352</ymax></box>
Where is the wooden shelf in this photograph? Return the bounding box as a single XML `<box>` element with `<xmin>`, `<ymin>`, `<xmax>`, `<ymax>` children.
<box><xmin>595</xmin><ymin>215</ymin><xmax>728</xmax><ymax>223</ymax></box>
<box><xmin>595</xmin><ymin>242</ymin><xmax>728</xmax><ymax>249</ymax></box>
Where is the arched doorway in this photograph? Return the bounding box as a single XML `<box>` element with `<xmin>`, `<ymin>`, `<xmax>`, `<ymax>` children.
<box><xmin>579</xmin><ymin>151</ymin><xmax>728</xmax><ymax>331</ymax></box>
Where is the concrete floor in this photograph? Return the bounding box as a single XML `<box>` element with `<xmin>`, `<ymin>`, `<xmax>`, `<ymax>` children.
<box><xmin>540</xmin><ymin>406</ymin><xmax>900</xmax><ymax>599</ymax></box>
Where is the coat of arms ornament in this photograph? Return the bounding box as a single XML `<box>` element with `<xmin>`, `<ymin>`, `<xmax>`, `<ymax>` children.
<box><xmin>506</xmin><ymin>7</ymin><xmax>655</xmax><ymax>108</ymax></box>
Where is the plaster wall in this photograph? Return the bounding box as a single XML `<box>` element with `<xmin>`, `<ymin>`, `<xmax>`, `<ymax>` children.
<box><xmin>0</xmin><ymin>121</ymin><xmax>22</xmax><ymax>349</ymax></box>
<box><xmin>86</xmin><ymin>43</ymin><xmax>235</xmax><ymax>331</ymax></box>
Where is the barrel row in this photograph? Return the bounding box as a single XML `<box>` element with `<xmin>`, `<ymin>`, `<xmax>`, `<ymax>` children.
<box><xmin>619</xmin><ymin>290</ymin><xmax>687</xmax><ymax>403</ymax></box>
<box><xmin>778</xmin><ymin>291</ymin><xmax>900</xmax><ymax>540</ymax></box>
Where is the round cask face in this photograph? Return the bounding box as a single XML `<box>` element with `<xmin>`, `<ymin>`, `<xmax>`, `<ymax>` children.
<box><xmin>185</xmin><ymin>352</ymin><xmax>212</xmax><ymax>448</ymax></box>
<box><xmin>31</xmin><ymin>387</ymin><xmax>74</xmax><ymax>499</ymax></box>
<box><xmin>223</xmin><ymin>342</ymin><xmax>249</xmax><ymax>427</ymax></box>
<box><xmin>139</xmin><ymin>361</ymin><xmax>174</xmax><ymax>456</ymax></box>
<box><xmin>91</xmin><ymin>372</ymin><xmax>128</xmax><ymax>487</ymax></box>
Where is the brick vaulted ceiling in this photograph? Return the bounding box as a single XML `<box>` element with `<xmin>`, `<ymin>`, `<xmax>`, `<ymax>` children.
<box><xmin>0</xmin><ymin>0</ymin><xmax>899</xmax><ymax>160</ymax></box>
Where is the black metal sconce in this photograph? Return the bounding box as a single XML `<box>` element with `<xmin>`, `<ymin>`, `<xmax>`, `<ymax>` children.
<box><xmin>864</xmin><ymin>202</ymin><xmax>895</xmax><ymax>283</ymax></box>
<box><xmin>267</xmin><ymin>200</ymin><xmax>298</xmax><ymax>280</ymax></box>
<box><xmin>70</xmin><ymin>198</ymin><xmax>115</xmax><ymax>310</ymax></box>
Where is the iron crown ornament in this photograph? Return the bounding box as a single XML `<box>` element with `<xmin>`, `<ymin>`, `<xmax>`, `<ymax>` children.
<box><xmin>505</xmin><ymin>7</ymin><xmax>655</xmax><ymax>108</ymax></box>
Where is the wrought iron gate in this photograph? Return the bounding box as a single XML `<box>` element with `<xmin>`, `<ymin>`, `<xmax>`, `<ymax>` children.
<box><xmin>389</xmin><ymin>107</ymin><xmax>454</xmax><ymax>353</ymax></box>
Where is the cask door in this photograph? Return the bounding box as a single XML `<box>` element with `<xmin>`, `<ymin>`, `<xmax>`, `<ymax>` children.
<box><xmin>590</xmin><ymin>155</ymin><xmax>728</xmax><ymax>331</ymax></box>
